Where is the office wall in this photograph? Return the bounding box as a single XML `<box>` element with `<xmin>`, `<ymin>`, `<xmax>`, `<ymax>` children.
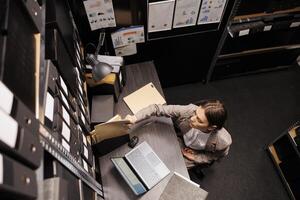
<box><xmin>69</xmin><ymin>0</ymin><xmax>237</xmax><ymax>87</ymax></box>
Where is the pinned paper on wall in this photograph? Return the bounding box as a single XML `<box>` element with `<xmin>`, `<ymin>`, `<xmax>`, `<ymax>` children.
<box><xmin>115</xmin><ymin>44</ymin><xmax>137</xmax><ymax>56</ymax></box>
<box><xmin>173</xmin><ymin>0</ymin><xmax>201</xmax><ymax>28</ymax></box>
<box><xmin>198</xmin><ymin>0</ymin><xmax>227</xmax><ymax>25</ymax></box>
<box><xmin>111</xmin><ymin>26</ymin><xmax>145</xmax><ymax>48</ymax></box>
<box><xmin>83</xmin><ymin>0</ymin><xmax>116</xmax><ymax>30</ymax></box>
<box><xmin>148</xmin><ymin>0</ymin><xmax>175</xmax><ymax>33</ymax></box>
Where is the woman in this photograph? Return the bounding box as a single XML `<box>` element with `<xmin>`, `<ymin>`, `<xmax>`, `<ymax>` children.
<box><xmin>125</xmin><ymin>99</ymin><xmax>232</xmax><ymax>168</ymax></box>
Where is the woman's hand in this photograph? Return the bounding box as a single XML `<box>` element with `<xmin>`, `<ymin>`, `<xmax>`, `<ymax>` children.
<box><xmin>181</xmin><ymin>148</ymin><xmax>196</xmax><ymax>161</ymax></box>
<box><xmin>125</xmin><ymin>115</ymin><xmax>137</xmax><ymax>124</ymax></box>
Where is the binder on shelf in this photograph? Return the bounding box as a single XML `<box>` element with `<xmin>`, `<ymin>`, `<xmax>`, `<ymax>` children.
<box><xmin>57</xmin><ymin>89</ymin><xmax>78</xmax><ymax>125</ymax></box>
<box><xmin>45</xmin><ymin>28</ymin><xmax>77</xmax><ymax>98</ymax></box>
<box><xmin>56</xmin><ymin>75</ymin><xmax>77</xmax><ymax>112</ymax></box>
<box><xmin>0</xmin><ymin>153</ymin><xmax>37</xmax><ymax>199</ymax></box>
<box><xmin>47</xmin><ymin>61</ymin><xmax>59</xmax><ymax>95</ymax></box>
<box><xmin>0</xmin><ymin>109</ymin><xmax>42</xmax><ymax>169</ymax></box>
<box><xmin>79</xmin><ymin>132</ymin><xmax>93</xmax><ymax>166</ymax></box>
<box><xmin>0</xmin><ymin>81</ymin><xmax>39</xmax><ymax>134</ymax></box>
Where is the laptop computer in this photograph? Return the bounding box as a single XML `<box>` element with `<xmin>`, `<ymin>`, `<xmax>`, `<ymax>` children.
<box><xmin>111</xmin><ymin>141</ymin><xmax>170</xmax><ymax>195</ymax></box>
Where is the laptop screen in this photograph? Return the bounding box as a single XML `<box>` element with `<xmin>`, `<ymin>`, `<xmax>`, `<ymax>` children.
<box><xmin>111</xmin><ymin>157</ymin><xmax>147</xmax><ymax>195</ymax></box>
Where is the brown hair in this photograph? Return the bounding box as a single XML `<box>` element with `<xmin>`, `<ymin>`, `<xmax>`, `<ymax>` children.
<box><xmin>196</xmin><ymin>99</ymin><xmax>227</xmax><ymax>130</ymax></box>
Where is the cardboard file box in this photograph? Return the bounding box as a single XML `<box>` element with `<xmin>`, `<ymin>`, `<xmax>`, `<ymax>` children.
<box><xmin>86</xmin><ymin>73</ymin><xmax>120</xmax><ymax>102</ymax></box>
<box><xmin>0</xmin><ymin>153</ymin><xmax>37</xmax><ymax>199</ymax></box>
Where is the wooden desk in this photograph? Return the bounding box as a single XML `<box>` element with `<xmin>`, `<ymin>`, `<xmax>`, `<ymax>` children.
<box><xmin>99</xmin><ymin>61</ymin><xmax>189</xmax><ymax>200</ymax></box>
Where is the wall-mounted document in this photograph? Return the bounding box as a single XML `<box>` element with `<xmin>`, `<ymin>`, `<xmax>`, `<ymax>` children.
<box><xmin>115</xmin><ymin>44</ymin><xmax>137</xmax><ymax>56</ymax></box>
<box><xmin>173</xmin><ymin>0</ymin><xmax>201</xmax><ymax>28</ymax></box>
<box><xmin>123</xmin><ymin>82</ymin><xmax>166</xmax><ymax>114</ymax></box>
<box><xmin>83</xmin><ymin>0</ymin><xmax>116</xmax><ymax>31</ymax></box>
<box><xmin>111</xmin><ymin>26</ymin><xmax>145</xmax><ymax>48</ymax></box>
<box><xmin>197</xmin><ymin>0</ymin><xmax>227</xmax><ymax>25</ymax></box>
<box><xmin>148</xmin><ymin>0</ymin><xmax>175</xmax><ymax>33</ymax></box>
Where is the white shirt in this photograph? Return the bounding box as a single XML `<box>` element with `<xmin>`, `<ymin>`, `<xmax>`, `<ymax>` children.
<box><xmin>183</xmin><ymin>128</ymin><xmax>211</xmax><ymax>150</ymax></box>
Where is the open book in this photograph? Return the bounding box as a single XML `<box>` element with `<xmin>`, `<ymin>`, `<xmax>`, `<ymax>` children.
<box><xmin>159</xmin><ymin>172</ymin><xmax>208</xmax><ymax>200</ymax></box>
<box><xmin>90</xmin><ymin>114</ymin><xmax>130</xmax><ymax>144</ymax></box>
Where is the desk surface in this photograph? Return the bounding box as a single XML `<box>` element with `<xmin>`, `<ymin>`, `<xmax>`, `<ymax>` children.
<box><xmin>99</xmin><ymin>61</ymin><xmax>189</xmax><ymax>200</ymax></box>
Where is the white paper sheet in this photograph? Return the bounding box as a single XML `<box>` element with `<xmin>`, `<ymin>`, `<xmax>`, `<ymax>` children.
<box><xmin>0</xmin><ymin>82</ymin><xmax>14</xmax><ymax>114</ymax></box>
<box><xmin>62</xmin><ymin>107</ymin><xmax>70</xmax><ymax>126</ymax></box>
<box><xmin>62</xmin><ymin>139</ymin><xmax>70</xmax><ymax>152</ymax></box>
<box><xmin>45</xmin><ymin>92</ymin><xmax>54</xmax><ymax>121</ymax></box>
<box><xmin>111</xmin><ymin>26</ymin><xmax>145</xmax><ymax>48</ymax></box>
<box><xmin>83</xmin><ymin>0</ymin><xmax>116</xmax><ymax>30</ymax></box>
<box><xmin>0</xmin><ymin>154</ymin><xmax>3</xmax><ymax>184</ymax></box>
<box><xmin>148</xmin><ymin>0</ymin><xmax>175</xmax><ymax>33</ymax></box>
<box><xmin>62</xmin><ymin>122</ymin><xmax>71</xmax><ymax>142</ymax></box>
<box><xmin>60</xmin><ymin>77</ymin><xmax>68</xmax><ymax>95</ymax></box>
<box><xmin>115</xmin><ymin>44</ymin><xmax>137</xmax><ymax>56</ymax></box>
<box><xmin>84</xmin><ymin>146</ymin><xmax>89</xmax><ymax>158</ymax></box>
<box><xmin>198</xmin><ymin>0</ymin><xmax>227</xmax><ymax>25</ymax></box>
<box><xmin>0</xmin><ymin>109</ymin><xmax>18</xmax><ymax>148</ymax></box>
<box><xmin>173</xmin><ymin>0</ymin><xmax>201</xmax><ymax>28</ymax></box>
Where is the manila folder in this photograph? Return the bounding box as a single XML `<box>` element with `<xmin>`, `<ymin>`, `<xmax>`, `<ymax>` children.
<box><xmin>123</xmin><ymin>82</ymin><xmax>166</xmax><ymax>114</ymax></box>
<box><xmin>90</xmin><ymin>115</ymin><xmax>130</xmax><ymax>143</ymax></box>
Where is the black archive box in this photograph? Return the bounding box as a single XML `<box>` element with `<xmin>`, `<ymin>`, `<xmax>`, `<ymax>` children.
<box><xmin>0</xmin><ymin>153</ymin><xmax>37</xmax><ymax>199</ymax></box>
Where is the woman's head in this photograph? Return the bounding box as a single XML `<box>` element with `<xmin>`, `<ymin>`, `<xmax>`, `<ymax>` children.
<box><xmin>190</xmin><ymin>99</ymin><xmax>227</xmax><ymax>132</ymax></box>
